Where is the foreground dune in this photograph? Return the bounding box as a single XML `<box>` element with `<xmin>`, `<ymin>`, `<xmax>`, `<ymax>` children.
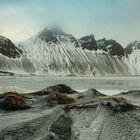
<box><xmin>0</xmin><ymin>84</ymin><xmax>140</xmax><ymax>140</ymax></box>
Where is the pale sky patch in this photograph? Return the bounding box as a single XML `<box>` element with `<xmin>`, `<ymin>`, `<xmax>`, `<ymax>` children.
<box><xmin>0</xmin><ymin>0</ymin><xmax>140</xmax><ymax>46</ymax></box>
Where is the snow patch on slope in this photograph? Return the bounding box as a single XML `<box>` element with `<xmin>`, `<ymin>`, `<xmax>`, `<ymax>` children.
<box><xmin>18</xmin><ymin>37</ymin><xmax>128</xmax><ymax>76</ymax></box>
<box><xmin>125</xmin><ymin>50</ymin><xmax>140</xmax><ymax>75</ymax></box>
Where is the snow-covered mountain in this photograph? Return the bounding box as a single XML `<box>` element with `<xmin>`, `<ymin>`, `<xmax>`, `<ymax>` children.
<box><xmin>0</xmin><ymin>27</ymin><xmax>139</xmax><ymax>76</ymax></box>
<box><xmin>0</xmin><ymin>36</ymin><xmax>22</xmax><ymax>58</ymax></box>
<box><xmin>17</xmin><ymin>28</ymin><xmax>128</xmax><ymax>75</ymax></box>
<box><xmin>124</xmin><ymin>40</ymin><xmax>140</xmax><ymax>75</ymax></box>
<box><xmin>97</xmin><ymin>38</ymin><xmax>125</xmax><ymax>56</ymax></box>
<box><xmin>0</xmin><ymin>36</ymin><xmax>35</xmax><ymax>74</ymax></box>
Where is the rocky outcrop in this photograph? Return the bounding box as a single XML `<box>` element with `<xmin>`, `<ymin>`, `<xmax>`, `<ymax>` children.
<box><xmin>79</xmin><ymin>34</ymin><xmax>97</xmax><ymax>50</ymax></box>
<box><xmin>37</xmin><ymin>27</ymin><xmax>66</xmax><ymax>43</ymax></box>
<box><xmin>37</xmin><ymin>27</ymin><xmax>79</xmax><ymax>47</ymax></box>
<box><xmin>125</xmin><ymin>40</ymin><xmax>140</xmax><ymax>55</ymax></box>
<box><xmin>0</xmin><ymin>36</ymin><xmax>37</xmax><ymax>74</ymax></box>
<box><xmin>0</xmin><ymin>84</ymin><xmax>140</xmax><ymax>140</ymax></box>
<box><xmin>97</xmin><ymin>38</ymin><xmax>125</xmax><ymax>56</ymax></box>
<box><xmin>123</xmin><ymin>40</ymin><xmax>140</xmax><ymax>75</ymax></box>
<box><xmin>0</xmin><ymin>36</ymin><xmax>23</xmax><ymax>58</ymax></box>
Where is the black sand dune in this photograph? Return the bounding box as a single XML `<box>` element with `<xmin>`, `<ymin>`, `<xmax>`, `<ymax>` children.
<box><xmin>0</xmin><ymin>84</ymin><xmax>140</xmax><ymax>140</ymax></box>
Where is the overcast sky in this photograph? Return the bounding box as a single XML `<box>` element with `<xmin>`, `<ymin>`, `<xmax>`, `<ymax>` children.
<box><xmin>0</xmin><ymin>0</ymin><xmax>140</xmax><ymax>46</ymax></box>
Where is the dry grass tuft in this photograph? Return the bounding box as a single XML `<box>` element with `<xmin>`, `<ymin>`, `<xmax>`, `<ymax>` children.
<box><xmin>105</xmin><ymin>96</ymin><xmax>136</xmax><ymax>112</ymax></box>
<box><xmin>0</xmin><ymin>92</ymin><xmax>30</xmax><ymax>110</ymax></box>
<box><xmin>64</xmin><ymin>96</ymin><xmax>138</xmax><ymax>112</ymax></box>
<box><xmin>111</xmin><ymin>96</ymin><xmax>129</xmax><ymax>104</ymax></box>
<box><xmin>4</xmin><ymin>92</ymin><xmax>26</xmax><ymax>98</ymax></box>
<box><xmin>47</xmin><ymin>93</ymin><xmax>75</xmax><ymax>105</ymax></box>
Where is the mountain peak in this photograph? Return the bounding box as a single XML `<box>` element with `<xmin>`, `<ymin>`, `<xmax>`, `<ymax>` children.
<box><xmin>125</xmin><ymin>40</ymin><xmax>140</xmax><ymax>54</ymax></box>
<box><xmin>36</xmin><ymin>26</ymin><xmax>69</xmax><ymax>43</ymax></box>
<box><xmin>79</xmin><ymin>34</ymin><xmax>97</xmax><ymax>50</ymax></box>
<box><xmin>0</xmin><ymin>35</ymin><xmax>23</xmax><ymax>58</ymax></box>
<box><xmin>40</xmin><ymin>26</ymin><xmax>66</xmax><ymax>36</ymax></box>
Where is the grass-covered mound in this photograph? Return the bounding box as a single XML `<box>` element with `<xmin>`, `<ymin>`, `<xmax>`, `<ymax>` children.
<box><xmin>0</xmin><ymin>92</ymin><xmax>31</xmax><ymax>110</ymax></box>
<box><xmin>77</xmin><ymin>88</ymin><xmax>106</xmax><ymax>99</ymax></box>
<box><xmin>65</xmin><ymin>96</ymin><xmax>137</xmax><ymax>112</ymax></box>
<box><xmin>45</xmin><ymin>84</ymin><xmax>77</xmax><ymax>94</ymax></box>
<box><xmin>4</xmin><ymin>92</ymin><xmax>26</xmax><ymax>99</ymax></box>
<box><xmin>46</xmin><ymin>93</ymin><xmax>75</xmax><ymax>105</ymax></box>
<box><xmin>52</xmin><ymin>84</ymin><xmax>76</xmax><ymax>94</ymax></box>
<box><xmin>105</xmin><ymin>96</ymin><xmax>136</xmax><ymax>112</ymax></box>
<box><xmin>30</xmin><ymin>84</ymin><xmax>77</xmax><ymax>96</ymax></box>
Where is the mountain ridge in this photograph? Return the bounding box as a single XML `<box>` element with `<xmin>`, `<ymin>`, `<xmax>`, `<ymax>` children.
<box><xmin>0</xmin><ymin>27</ymin><xmax>139</xmax><ymax>75</ymax></box>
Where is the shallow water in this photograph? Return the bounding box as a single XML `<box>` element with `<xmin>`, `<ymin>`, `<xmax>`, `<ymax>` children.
<box><xmin>0</xmin><ymin>76</ymin><xmax>140</xmax><ymax>95</ymax></box>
